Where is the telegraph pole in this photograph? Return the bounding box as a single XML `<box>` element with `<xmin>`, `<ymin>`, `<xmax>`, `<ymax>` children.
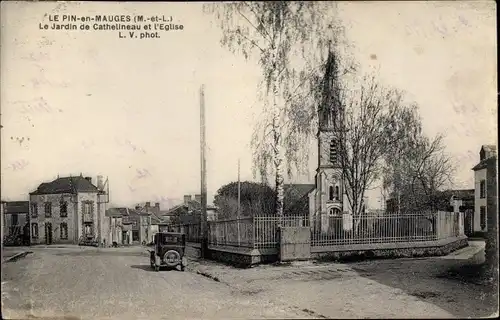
<box><xmin>237</xmin><ymin>159</ymin><xmax>241</xmax><ymax>217</ymax></box>
<box><xmin>200</xmin><ymin>85</ymin><xmax>208</xmax><ymax>258</ymax></box>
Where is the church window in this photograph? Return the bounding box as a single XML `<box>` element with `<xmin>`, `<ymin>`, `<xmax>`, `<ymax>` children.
<box><xmin>329</xmin><ymin>186</ymin><xmax>334</xmax><ymax>201</ymax></box>
<box><xmin>335</xmin><ymin>186</ymin><xmax>340</xmax><ymax>200</ymax></box>
<box><xmin>329</xmin><ymin>208</ymin><xmax>341</xmax><ymax>216</ymax></box>
<box><xmin>330</xmin><ymin>139</ymin><xmax>338</xmax><ymax>163</ymax></box>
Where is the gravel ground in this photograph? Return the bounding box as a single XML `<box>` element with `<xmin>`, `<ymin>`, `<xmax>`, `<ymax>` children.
<box><xmin>2</xmin><ymin>244</ymin><xmax>497</xmax><ymax>319</ymax></box>
<box><xmin>190</xmin><ymin>255</ymin><xmax>497</xmax><ymax>318</ymax></box>
<box><xmin>1</xmin><ymin>247</ymin><xmax>312</xmax><ymax>320</ymax></box>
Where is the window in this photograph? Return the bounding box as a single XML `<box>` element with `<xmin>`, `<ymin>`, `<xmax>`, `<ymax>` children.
<box><xmin>60</xmin><ymin>223</ymin><xmax>68</xmax><ymax>240</ymax></box>
<box><xmin>329</xmin><ymin>186</ymin><xmax>334</xmax><ymax>201</ymax></box>
<box><xmin>480</xmin><ymin>180</ymin><xmax>486</xmax><ymax>199</ymax></box>
<box><xmin>44</xmin><ymin>202</ymin><xmax>52</xmax><ymax>217</ymax></box>
<box><xmin>132</xmin><ymin>231</ymin><xmax>139</xmax><ymax>242</ymax></box>
<box><xmin>12</xmin><ymin>214</ymin><xmax>19</xmax><ymax>226</ymax></box>
<box><xmin>335</xmin><ymin>186</ymin><xmax>340</xmax><ymax>200</ymax></box>
<box><xmin>330</xmin><ymin>139</ymin><xmax>338</xmax><ymax>163</ymax></box>
<box><xmin>82</xmin><ymin>201</ymin><xmax>94</xmax><ymax>221</ymax></box>
<box><xmin>329</xmin><ymin>208</ymin><xmax>341</xmax><ymax>216</ymax></box>
<box><xmin>31</xmin><ymin>203</ymin><xmax>38</xmax><ymax>218</ymax></box>
<box><xmin>84</xmin><ymin>223</ymin><xmax>93</xmax><ymax>238</ymax></box>
<box><xmin>31</xmin><ymin>223</ymin><xmax>38</xmax><ymax>238</ymax></box>
<box><xmin>480</xmin><ymin>206</ymin><xmax>486</xmax><ymax>230</ymax></box>
<box><xmin>60</xmin><ymin>201</ymin><xmax>68</xmax><ymax>217</ymax></box>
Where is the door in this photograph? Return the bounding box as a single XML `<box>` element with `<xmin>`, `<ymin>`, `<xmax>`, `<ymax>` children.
<box><xmin>45</xmin><ymin>222</ymin><xmax>53</xmax><ymax>245</ymax></box>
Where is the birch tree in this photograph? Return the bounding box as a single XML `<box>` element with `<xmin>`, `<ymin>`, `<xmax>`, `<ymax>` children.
<box><xmin>204</xmin><ymin>2</ymin><xmax>346</xmax><ymax>221</ymax></box>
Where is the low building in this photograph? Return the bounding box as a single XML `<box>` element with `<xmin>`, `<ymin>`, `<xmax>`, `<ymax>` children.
<box><xmin>161</xmin><ymin>194</ymin><xmax>217</xmax><ymax>224</ymax></box>
<box><xmin>1</xmin><ymin>201</ymin><xmax>30</xmax><ymax>246</ymax></box>
<box><xmin>472</xmin><ymin>145</ymin><xmax>497</xmax><ymax>235</ymax></box>
<box><xmin>29</xmin><ymin>174</ymin><xmax>108</xmax><ymax>245</ymax></box>
<box><xmin>105</xmin><ymin>205</ymin><xmax>165</xmax><ymax>245</ymax></box>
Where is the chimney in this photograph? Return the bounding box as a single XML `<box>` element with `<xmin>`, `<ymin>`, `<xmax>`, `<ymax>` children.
<box><xmin>135</xmin><ymin>205</ymin><xmax>140</xmax><ymax>210</ymax></box>
<box><xmin>155</xmin><ymin>202</ymin><xmax>160</xmax><ymax>208</ymax></box>
<box><xmin>146</xmin><ymin>202</ymin><xmax>151</xmax><ymax>208</ymax></box>
<box><xmin>97</xmin><ymin>175</ymin><xmax>104</xmax><ymax>190</ymax></box>
<box><xmin>194</xmin><ymin>194</ymin><xmax>202</xmax><ymax>203</ymax></box>
<box><xmin>85</xmin><ymin>177</ymin><xmax>92</xmax><ymax>183</ymax></box>
<box><xmin>183</xmin><ymin>195</ymin><xmax>192</xmax><ymax>205</ymax></box>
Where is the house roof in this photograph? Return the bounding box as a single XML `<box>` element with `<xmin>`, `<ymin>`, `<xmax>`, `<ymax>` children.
<box><xmin>284</xmin><ymin>184</ymin><xmax>315</xmax><ymax>200</ymax></box>
<box><xmin>472</xmin><ymin>155</ymin><xmax>497</xmax><ymax>171</ymax></box>
<box><xmin>2</xmin><ymin>201</ymin><xmax>29</xmax><ymax>214</ymax></box>
<box><xmin>106</xmin><ymin>207</ymin><xmax>165</xmax><ymax>224</ymax></box>
<box><xmin>442</xmin><ymin>189</ymin><xmax>475</xmax><ymax>201</ymax></box>
<box><xmin>30</xmin><ymin>176</ymin><xmax>100</xmax><ymax>195</ymax></box>
<box><xmin>481</xmin><ymin>145</ymin><xmax>497</xmax><ymax>154</ymax></box>
<box><xmin>283</xmin><ymin>184</ymin><xmax>315</xmax><ymax>216</ymax></box>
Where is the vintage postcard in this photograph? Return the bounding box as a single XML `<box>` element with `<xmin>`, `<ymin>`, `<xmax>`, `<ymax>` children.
<box><xmin>1</xmin><ymin>1</ymin><xmax>498</xmax><ymax>319</ymax></box>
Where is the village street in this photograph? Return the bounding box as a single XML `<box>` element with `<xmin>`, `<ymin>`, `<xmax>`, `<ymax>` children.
<box><xmin>1</xmin><ymin>242</ymin><xmax>496</xmax><ymax>319</ymax></box>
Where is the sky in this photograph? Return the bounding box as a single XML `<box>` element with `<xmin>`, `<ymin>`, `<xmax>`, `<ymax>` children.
<box><xmin>1</xmin><ymin>1</ymin><xmax>497</xmax><ymax>210</ymax></box>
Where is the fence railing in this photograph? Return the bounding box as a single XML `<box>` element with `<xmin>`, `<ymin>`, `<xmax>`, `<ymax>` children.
<box><xmin>169</xmin><ymin>223</ymin><xmax>201</xmax><ymax>243</ymax></box>
<box><xmin>172</xmin><ymin>211</ymin><xmax>461</xmax><ymax>250</ymax></box>
<box><xmin>206</xmin><ymin>215</ymin><xmax>308</xmax><ymax>249</ymax></box>
<box><xmin>311</xmin><ymin>211</ymin><xmax>460</xmax><ymax>247</ymax></box>
<box><xmin>208</xmin><ymin>217</ymin><xmax>254</xmax><ymax>248</ymax></box>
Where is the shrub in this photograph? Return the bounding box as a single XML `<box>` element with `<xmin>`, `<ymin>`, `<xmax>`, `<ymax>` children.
<box><xmin>214</xmin><ymin>181</ymin><xmax>276</xmax><ymax>219</ymax></box>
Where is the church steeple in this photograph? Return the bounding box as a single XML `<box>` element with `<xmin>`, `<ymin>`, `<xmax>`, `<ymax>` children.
<box><xmin>319</xmin><ymin>44</ymin><xmax>341</xmax><ymax>132</ymax></box>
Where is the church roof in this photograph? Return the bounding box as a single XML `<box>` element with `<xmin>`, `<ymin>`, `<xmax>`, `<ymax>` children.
<box><xmin>30</xmin><ymin>176</ymin><xmax>99</xmax><ymax>195</ymax></box>
<box><xmin>283</xmin><ymin>184</ymin><xmax>315</xmax><ymax>216</ymax></box>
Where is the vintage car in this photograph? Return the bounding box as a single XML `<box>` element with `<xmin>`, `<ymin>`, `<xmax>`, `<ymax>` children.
<box><xmin>149</xmin><ymin>232</ymin><xmax>188</xmax><ymax>272</ymax></box>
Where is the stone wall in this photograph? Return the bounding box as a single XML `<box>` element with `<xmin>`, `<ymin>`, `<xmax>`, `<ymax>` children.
<box><xmin>312</xmin><ymin>237</ymin><xmax>468</xmax><ymax>262</ymax></box>
<box><xmin>485</xmin><ymin>157</ymin><xmax>498</xmax><ymax>290</ymax></box>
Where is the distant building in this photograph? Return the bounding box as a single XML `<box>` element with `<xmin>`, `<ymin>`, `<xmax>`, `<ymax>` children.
<box><xmin>29</xmin><ymin>174</ymin><xmax>108</xmax><ymax>245</ymax></box>
<box><xmin>1</xmin><ymin>201</ymin><xmax>30</xmax><ymax>246</ymax></box>
<box><xmin>472</xmin><ymin>145</ymin><xmax>497</xmax><ymax>235</ymax></box>
<box><xmin>105</xmin><ymin>203</ymin><xmax>165</xmax><ymax>245</ymax></box>
<box><xmin>161</xmin><ymin>194</ymin><xmax>217</xmax><ymax>224</ymax></box>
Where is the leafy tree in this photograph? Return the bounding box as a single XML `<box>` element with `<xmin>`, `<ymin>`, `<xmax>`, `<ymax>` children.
<box><xmin>204</xmin><ymin>2</ymin><xmax>348</xmax><ymax>224</ymax></box>
<box><xmin>214</xmin><ymin>181</ymin><xmax>276</xmax><ymax>219</ymax></box>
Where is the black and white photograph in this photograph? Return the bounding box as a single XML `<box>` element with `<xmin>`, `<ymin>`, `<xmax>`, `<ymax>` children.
<box><xmin>1</xmin><ymin>1</ymin><xmax>497</xmax><ymax>319</ymax></box>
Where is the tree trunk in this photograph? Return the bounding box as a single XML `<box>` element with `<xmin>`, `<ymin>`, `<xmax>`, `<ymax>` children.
<box><xmin>273</xmin><ymin>104</ymin><xmax>285</xmax><ymax>227</ymax></box>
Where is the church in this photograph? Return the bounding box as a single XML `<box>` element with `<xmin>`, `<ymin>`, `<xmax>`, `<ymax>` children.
<box><xmin>283</xmin><ymin>49</ymin><xmax>353</xmax><ymax>233</ymax></box>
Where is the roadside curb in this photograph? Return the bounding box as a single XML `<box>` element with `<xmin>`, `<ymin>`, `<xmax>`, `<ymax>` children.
<box><xmin>2</xmin><ymin>251</ymin><xmax>32</xmax><ymax>264</ymax></box>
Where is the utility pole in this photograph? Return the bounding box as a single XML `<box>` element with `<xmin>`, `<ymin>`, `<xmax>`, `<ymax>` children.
<box><xmin>237</xmin><ymin>158</ymin><xmax>241</xmax><ymax>246</ymax></box>
<box><xmin>237</xmin><ymin>159</ymin><xmax>241</xmax><ymax>217</ymax></box>
<box><xmin>200</xmin><ymin>84</ymin><xmax>208</xmax><ymax>258</ymax></box>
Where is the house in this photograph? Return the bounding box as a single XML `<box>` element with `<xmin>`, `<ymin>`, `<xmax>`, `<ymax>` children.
<box><xmin>472</xmin><ymin>145</ymin><xmax>497</xmax><ymax>235</ymax></box>
<box><xmin>105</xmin><ymin>204</ymin><xmax>165</xmax><ymax>245</ymax></box>
<box><xmin>1</xmin><ymin>201</ymin><xmax>30</xmax><ymax>246</ymax></box>
<box><xmin>29</xmin><ymin>174</ymin><xmax>109</xmax><ymax>245</ymax></box>
<box><xmin>161</xmin><ymin>194</ymin><xmax>217</xmax><ymax>224</ymax></box>
<box><xmin>134</xmin><ymin>202</ymin><xmax>166</xmax><ymax>243</ymax></box>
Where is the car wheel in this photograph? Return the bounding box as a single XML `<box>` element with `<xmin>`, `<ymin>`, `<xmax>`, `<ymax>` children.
<box><xmin>181</xmin><ymin>265</ymin><xmax>185</xmax><ymax>272</ymax></box>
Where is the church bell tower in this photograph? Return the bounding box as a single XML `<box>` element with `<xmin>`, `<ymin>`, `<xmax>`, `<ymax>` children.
<box><xmin>315</xmin><ymin>47</ymin><xmax>344</xmax><ymax>218</ymax></box>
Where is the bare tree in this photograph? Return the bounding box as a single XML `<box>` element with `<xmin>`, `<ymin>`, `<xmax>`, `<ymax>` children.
<box><xmin>204</xmin><ymin>2</ymin><xmax>347</xmax><ymax>222</ymax></box>
<box><xmin>384</xmin><ymin>133</ymin><xmax>455</xmax><ymax>213</ymax></box>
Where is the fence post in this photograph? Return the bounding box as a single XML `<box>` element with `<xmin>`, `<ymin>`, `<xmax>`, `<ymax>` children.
<box><xmin>237</xmin><ymin>218</ymin><xmax>241</xmax><ymax>246</ymax></box>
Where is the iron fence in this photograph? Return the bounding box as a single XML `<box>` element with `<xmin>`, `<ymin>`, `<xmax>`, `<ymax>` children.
<box><xmin>169</xmin><ymin>223</ymin><xmax>201</xmax><ymax>243</ymax></box>
<box><xmin>253</xmin><ymin>215</ymin><xmax>309</xmax><ymax>249</ymax></box>
<box><xmin>175</xmin><ymin>211</ymin><xmax>460</xmax><ymax>251</ymax></box>
<box><xmin>207</xmin><ymin>215</ymin><xmax>308</xmax><ymax>249</ymax></box>
<box><xmin>310</xmin><ymin>211</ymin><xmax>459</xmax><ymax>247</ymax></box>
<box><xmin>208</xmin><ymin>217</ymin><xmax>254</xmax><ymax>248</ymax></box>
